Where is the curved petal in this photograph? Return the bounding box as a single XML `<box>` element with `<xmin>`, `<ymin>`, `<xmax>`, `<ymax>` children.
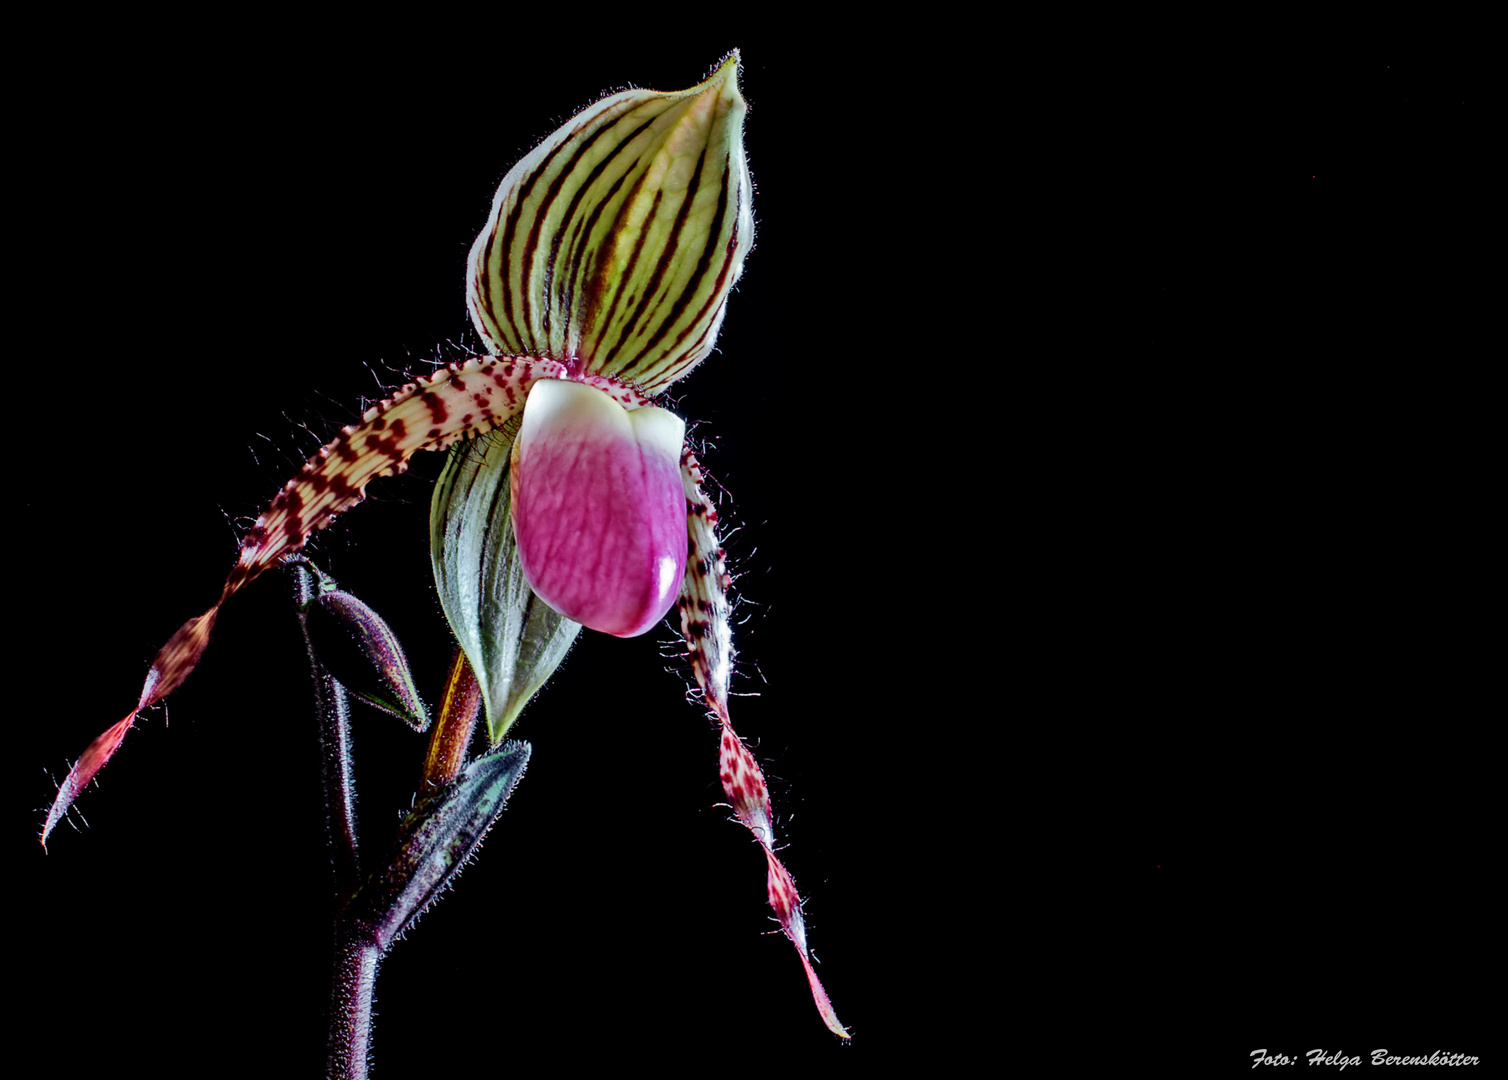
<box><xmin>678</xmin><ymin>450</ymin><xmax>848</xmax><ymax>1038</ymax></box>
<box><xmin>41</xmin><ymin>355</ymin><xmax>565</xmax><ymax>845</ymax></box>
<box><xmin>509</xmin><ymin>379</ymin><xmax>686</xmax><ymax>638</ymax></box>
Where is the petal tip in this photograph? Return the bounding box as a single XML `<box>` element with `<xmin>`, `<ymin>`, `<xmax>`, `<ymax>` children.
<box><xmin>40</xmin><ymin>712</ymin><xmax>138</xmax><ymax>845</ymax></box>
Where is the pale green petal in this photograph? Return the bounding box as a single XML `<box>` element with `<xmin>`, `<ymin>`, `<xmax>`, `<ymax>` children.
<box><xmin>430</xmin><ymin>425</ymin><xmax>582</xmax><ymax>743</ymax></box>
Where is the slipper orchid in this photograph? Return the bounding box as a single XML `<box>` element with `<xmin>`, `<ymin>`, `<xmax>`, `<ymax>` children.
<box><xmin>41</xmin><ymin>52</ymin><xmax>847</xmax><ymax>1040</ymax></box>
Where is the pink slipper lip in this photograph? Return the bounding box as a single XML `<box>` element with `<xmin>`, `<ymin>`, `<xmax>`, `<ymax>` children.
<box><xmin>510</xmin><ymin>378</ymin><xmax>687</xmax><ymax>637</ymax></box>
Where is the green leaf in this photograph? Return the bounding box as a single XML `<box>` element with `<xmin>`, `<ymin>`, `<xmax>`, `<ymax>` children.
<box><xmin>430</xmin><ymin>424</ymin><xmax>582</xmax><ymax>743</ymax></box>
<box><xmin>346</xmin><ymin>740</ymin><xmax>531</xmax><ymax>949</ymax></box>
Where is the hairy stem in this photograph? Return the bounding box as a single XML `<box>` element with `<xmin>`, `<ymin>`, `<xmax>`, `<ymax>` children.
<box><xmin>294</xmin><ymin>563</ymin><xmax>361</xmax><ymax>898</ymax></box>
<box><xmin>326</xmin><ymin>934</ymin><xmax>381</xmax><ymax>1080</ymax></box>
<box><xmin>420</xmin><ymin>646</ymin><xmax>483</xmax><ymax>791</ymax></box>
<box><xmin>294</xmin><ymin>564</ymin><xmax>378</xmax><ymax>1075</ymax></box>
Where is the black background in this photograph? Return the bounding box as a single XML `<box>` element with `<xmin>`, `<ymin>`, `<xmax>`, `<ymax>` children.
<box><xmin>11</xmin><ymin>20</ymin><xmax>1493</xmax><ymax>1076</ymax></box>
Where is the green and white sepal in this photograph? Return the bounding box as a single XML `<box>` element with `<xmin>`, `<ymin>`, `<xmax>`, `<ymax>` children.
<box><xmin>467</xmin><ymin>53</ymin><xmax>752</xmax><ymax>395</ymax></box>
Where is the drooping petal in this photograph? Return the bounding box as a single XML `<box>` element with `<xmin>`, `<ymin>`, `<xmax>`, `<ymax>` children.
<box><xmin>510</xmin><ymin>378</ymin><xmax>686</xmax><ymax>638</ymax></box>
<box><xmin>231</xmin><ymin>357</ymin><xmax>567</xmax><ymax>590</ymax></box>
<box><xmin>677</xmin><ymin>450</ymin><xmax>849</xmax><ymax>1039</ymax></box>
<box><xmin>42</xmin><ymin>356</ymin><xmax>566</xmax><ymax>845</ymax></box>
<box><xmin>467</xmin><ymin>52</ymin><xmax>752</xmax><ymax>395</ymax></box>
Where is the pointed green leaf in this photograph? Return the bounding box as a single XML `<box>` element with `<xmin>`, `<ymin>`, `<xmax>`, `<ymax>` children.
<box><xmin>430</xmin><ymin>425</ymin><xmax>582</xmax><ymax>743</ymax></box>
<box><xmin>346</xmin><ymin>740</ymin><xmax>531</xmax><ymax>949</ymax></box>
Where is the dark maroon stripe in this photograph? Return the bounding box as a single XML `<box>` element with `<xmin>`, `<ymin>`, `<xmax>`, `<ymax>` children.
<box><xmin>649</xmin><ymin>151</ymin><xmax>731</xmax><ymax>370</ymax></box>
<box><xmin>616</xmin><ymin>144</ymin><xmax>716</xmax><ymax>374</ymax></box>
<box><xmin>498</xmin><ymin>130</ymin><xmax>577</xmax><ymax>352</ymax></box>
<box><xmin>581</xmin><ymin>161</ymin><xmax>653</xmax><ymax>356</ymax></box>
<box><xmin>499</xmin><ymin>161</ymin><xmax>550</xmax><ymax>353</ymax></box>
<box><xmin>601</xmin><ymin>188</ymin><xmax>667</xmax><ymax>367</ymax></box>
<box><xmin>558</xmin><ymin>215</ymin><xmax>589</xmax><ymax>358</ymax></box>
<box><xmin>530</xmin><ymin>120</ymin><xmax>616</xmax><ymax>345</ymax></box>
<box><xmin>542</xmin><ymin>114</ymin><xmax>656</xmax><ymax>346</ymax></box>
<box><xmin>643</xmin><ymin>156</ymin><xmax>740</xmax><ymax>385</ymax></box>
<box><xmin>573</xmin><ymin>167</ymin><xmax>631</xmax><ymax>360</ymax></box>
<box><xmin>476</xmin><ymin>231</ymin><xmax>498</xmax><ymax>347</ymax></box>
<box><xmin>504</xmin><ymin>100</ymin><xmax>642</xmax><ymax>354</ymax></box>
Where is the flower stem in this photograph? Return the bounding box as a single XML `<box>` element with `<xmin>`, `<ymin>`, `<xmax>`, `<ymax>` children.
<box><xmin>292</xmin><ymin>563</ymin><xmax>377</xmax><ymax>1076</ymax></box>
<box><xmin>326</xmin><ymin>934</ymin><xmax>381</xmax><ymax>1080</ymax></box>
<box><xmin>293</xmin><ymin>562</ymin><xmax>361</xmax><ymax>898</ymax></box>
<box><xmin>420</xmin><ymin>645</ymin><xmax>482</xmax><ymax>791</ymax></box>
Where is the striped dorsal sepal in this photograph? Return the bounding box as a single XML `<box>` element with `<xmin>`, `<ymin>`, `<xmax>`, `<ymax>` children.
<box><xmin>41</xmin><ymin>356</ymin><xmax>566</xmax><ymax>846</ymax></box>
<box><xmin>677</xmin><ymin>450</ymin><xmax>850</xmax><ymax>1039</ymax></box>
<box><xmin>467</xmin><ymin>53</ymin><xmax>752</xmax><ymax>396</ymax></box>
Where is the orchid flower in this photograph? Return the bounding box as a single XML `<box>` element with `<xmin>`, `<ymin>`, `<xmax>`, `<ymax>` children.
<box><xmin>41</xmin><ymin>52</ymin><xmax>847</xmax><ymax>1040</ymax></box>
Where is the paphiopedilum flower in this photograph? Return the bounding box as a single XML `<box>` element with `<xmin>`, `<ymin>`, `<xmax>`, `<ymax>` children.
<box><xmin>42</xmin><ymin>53</ymin><xmax>846</xmax><ymax>1038</ymax></box>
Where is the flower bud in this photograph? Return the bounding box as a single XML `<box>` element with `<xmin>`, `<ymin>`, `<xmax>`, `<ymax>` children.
<box><xmin>304</xmin><ymin>588</ymin><xmax>429</xmax><ymax>731</ymax></box>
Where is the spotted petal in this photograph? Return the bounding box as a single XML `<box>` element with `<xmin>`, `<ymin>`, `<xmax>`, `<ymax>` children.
<box><xmin>678</xmin><ymin>450</ymin><xmax>849</xmax><ymax>1038</ymax></box>
<box><xmin>41</xmin><ymin>356</ymin><xmax>566</xmax><ymax>845</ymax></box>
